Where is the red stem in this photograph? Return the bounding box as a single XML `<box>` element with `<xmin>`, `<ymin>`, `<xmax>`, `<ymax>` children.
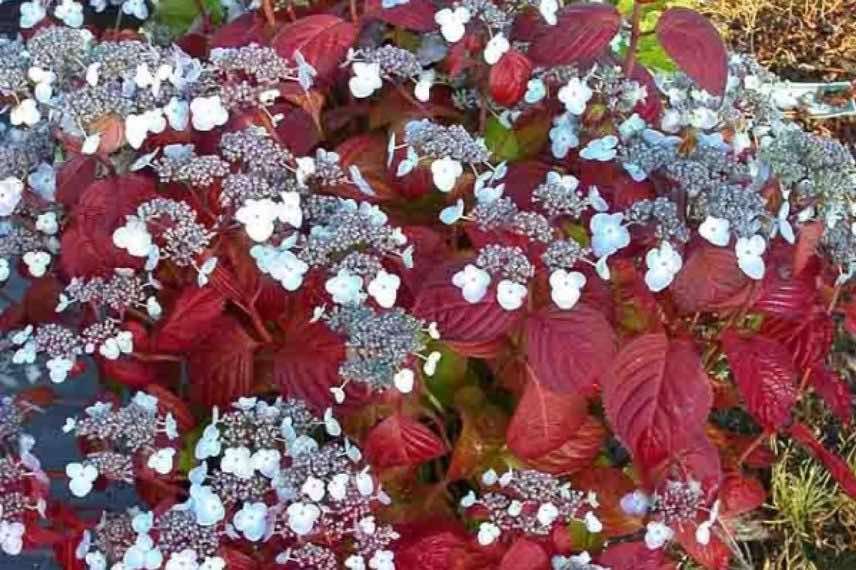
<box><xmin>623</xmin><ymin>1</ymin><xmax>642</xmax><ymax>77</ymax></box>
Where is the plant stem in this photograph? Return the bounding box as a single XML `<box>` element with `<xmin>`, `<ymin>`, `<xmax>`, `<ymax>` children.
<box><xmin>738</xmin><ymin>432</ymin><xmax>769</xmax><ymax>466</ymax></box>
<box><xmin>623</xmin><ymin>1</ymin><xmax>642</xmax><ymax>77</ymax></box>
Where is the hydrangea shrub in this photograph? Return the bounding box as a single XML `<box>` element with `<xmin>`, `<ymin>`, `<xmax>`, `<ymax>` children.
<box><xmin>0</xmin><ymin>0</ymin><xmax>854</xmax><ymax>568</ymax></box>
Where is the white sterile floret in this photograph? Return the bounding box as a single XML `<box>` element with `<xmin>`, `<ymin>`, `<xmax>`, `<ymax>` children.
<box><xmin>23</xmin><ymin>251</ymin><xmax>50</xmax><ymax>277</ymax></box>
<box><xmin>536</xmin><ymin>502</ymin><xmax>559</xmax><ymax>526</ymax></box>
<box><xmin>434</xmin><ymin>7</ymin><xmax>471</xmax><ymax>43</ymax></box>
<box><xmin>235</xmin><ymin>199</ymin><xmax>279</xmax><ymax>242</ymax></box>
<box><xmin>66</xmin><ymin>462</ymin><xmax>98</xmax><ymax>497</ymax></box>
<box><xmin>393</xmin><ymin>368</ymin><xmax>415</xmax><ymax>393</ymax></box>
<box><xmin>525</xmin><ymin>78</ymin><xmax>547</xmax><ymax>103</ymax></box>
<box><xmin>644</xmin><ymin>521</ymin><xmax>674</xmax><ymax>550</ymax></box>
<box><xmin>10</xmin><ymin>99</ymin><xmax>40</xmax><ymax>127</ymax></box>
<box><xmin>122</xmin><ymin>0</ymin><xmax>149</xmax><ymax>19</ymax></box>
<box><xmin>772</xmin><ymin>201</ymin><xmax>795</xmax><ymax>244</ymax></box>
<box><xmin>735</xmin><ymin>234</ymin><xmax>766</xmax><ymax>280</ymax></box>
<box><xmin>695</xmin><ymin>500</ymin><xmax>720</xmax><ymax>546</ymax></box>
<box><xmin>439</xmin><ymin>198</ymin><xmax>465</xmax><ymax>225</ymax></box>
<box><xmin>113</xmin><ymin>217</ymin><xmax>153</xmax><ymax>257</ymax></box>
<box><xmin>557</xmin><ymin>77</ymin><xmax>593</xmax><ymax>115</ymax></box>
<box><xmin>496</xmin><ymin>279</ymin><xmax>527</xmax><ymax>311</ymax></box>
<box><xmin>550</xmin><ymin>269</ymin><xmax>586</xmax><ymax>310</ymax></box>
<box><xmin>590</xmin><ymin>212</ymin><xmax>630</xmax><ymax>257</ymax></box>
<box><xmin>452</xmin><ymin>264</ymin><xmax>491</xmax><ymax>303</ymax></box>
<box><xmin>189</xmin><ymin>484</ymin><xmax>225</xmax><ymax>526</ymax></box>
<box><xmin>164</xmin><ymin>549</ymin><xmax>197</xmax><ymax>570</ymax></box>
<box><xmin>233</xmin><ymin>502</ymin><xmax>268</xmax><ymax>542</ymax></box>
<box><xmin>483</xmin><ymin>33</ymin><xmax>510</xmax><ymax>65</ymax></box>
<box><xmin>414</xmin><ymin>70</ymin><xmax>435</xmax><ymax>102</ymax></box>
<box><xmin>28</xmin><ymin>67</ymin><xmax>56</xmax><ymax>103</ymax></box>
<box><xmin>286</xmin><ymin>502</ymin><xmax>321</xmax><ymax>536</ymax></box>
<box><xmin>190</xmin><ymin>96</ymin><xmax>229</xmax><ymax>131</ymax></box>
<box><xmin>349</xmin><ymin>62</ymin><xmax>384</xmax><ymax>99</ymax></box>
<box><xmin>324</xmin><ymin>407</ymin><xmax>342</xmax><ymax>436</ymax></box>
<box><xmin>699</xmin><ymin>215</ymin><xmax>731</xmax><ymax>247</ymax></box>
<box><xmin>302</xmin><ymin>475</ymin><xmax>326</xmax><ymax>501</ymax></box>
<box><xmin>46</xmin><ymin>356</ymin><xmax>74</xmax><ymax>383</ymax></box>
<box><xmin>431</xmin><ymin>157</ymin><xmax>463</xmax><ymax>192</ymax></box>
<box><xmin>0</xmin><ymin>259</ymin><xmax>9</xmax><ymax>282</ymax></box>
<box><xmin>549</xmin><ymin>113</ymin><xmax>579</xmax><ymax>159</ymax></box>
<box><xmin>367</xmin><ymin>269</ymin><xmax>400</xmax><ymax>308</ymax></box>
<box><xmin>146</xmin><ymin>448</ymin><xmax>175</xmax><ymax>475</ymax></box>
<box><xmin>165</xmin><ymin>97</ymin><xmax>190</xmax><ymax>131</ymax></box>
<box><xmin>369</xmin><ymin>550</ymin><xmax>395</xmax><ymax>570</ymax></box>
<box><xmin>221</xmin><ymin>446</ymin><xmax>254</xmax><ymax>479</ymax></box>
<box><xmin>0</xmin><ymin>520</ymin><xmax>25</xmax><ymax>555</ymax></box>
<box><xmin>123</xmin><ymin>534</ymin><xmax>163</xmax><ymax>570</ymax></box>
<box><xmin>644</xmin><ymin>241</ymin><xmax>682</xmax><ymax>292</ymax></box>
<box><xmin>619</xmin><ymin>490</ymin><xmax>650</xmax><ymax>516</ymax></box>
<box><xmin>584</xmin><ymin>511</ymin><xmax>603</xmax><ymax>533</ymax></box>
<box><xmin>477</xmin><ymin>521</ymin><xmax>501</xmax><ymax>545</ymax></box>
<box><xmin>539</xmin><ymin>0</ymin><xmax>558</xmax><ymax>24</ymax></box>
<box><xmin>580</xmin><ymin>135</ymin><xmax>619</xmax><ymax>161</ymax></box>
<box><xmin>326</xmin><ymin>269</ymin><xmax>364</xmax><ymax>305</ymax></box>
<box><xmin>54</xmin><ymin>0</ymin><xmax>83</xmax><ymax>27</ymax></box>
<box><xmin>35</xmin><ymin>212</ymin><xmax>58</xmax><ymax>235</ymax></box>
<box><xmin>0</xmin><ymin>177</ymin><xmax>24</xmax><ymax>216</ymax></box>
<box><xmin>19</xmin><ymin>0</ymin><xmax>46</xmax><ymax>28</ymax></box>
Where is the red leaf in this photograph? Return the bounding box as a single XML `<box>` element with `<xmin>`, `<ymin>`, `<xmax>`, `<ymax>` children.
<box><xmin>271</xmin><ymin>15</ymin><xmax>357</xmax><ymax>78</ymax></box>
<box><xmin>272</xmin><ymin>305</ymin><xmax>347</xmax><ymax>409</ymax></box>
<box><xmin>789</xmin><ymin>422</ymin><xmax>856</xmax><ymax>499</ymax></box>
<box><xmin>524</xmin><ymin>304</ymin><xmax>616</xmax><ymax>395</ymax></box>
<box><xmin>395</xmin><ymin>526</ymin><xmax>469</xmax><ymax>569</ymax></box>
<box><xmin>809</xmin><ymin>366</ymin><xmax>852</xmax><ymax>424</ymax></box>
<box><xmin>721</xmin><ymin>330</ymin><xmax>797</xmax><ymax>430</ymax></box>
<box><xmin>363</xmin><ymin>0</ymin><xmax>437</xmax><ymax>31</ymax></box>
<box><xmin>187</xmin><ymin>317</ymin><xmax>259</xmax><ymax>407</ymax></box>
<box><xmin>145</xmin><ymin>384</ymin><xmax>196</xmax><ymax>432</ymax></box>
<box><xmin>489</xmin><ymin>50</ymin><xmax>532</xmax><ymax>107</ymax></box>
<box><xmin>598</xmin><ymin>541</ymin><xmax>672</xmax><ymax>570</ymax></box>
<box><xmin>675</xmin><ymin>522</ymin><xmax>731</xmax><ymax>570</ymax></box>
<box><xmin>671</xmin><ymin>245</ymin><xmax>755</xmax><ymax>314</ymax></box>
<box><xmin>99</xmin><ymin>355</ymin><xmax>158</xmax><ymax>389</ymax></box>
<box><xmin>364</xmin><ymin>414</ymin><xmax>448</xmax><ymax>468</ymax></box>
<box><xmin>526</xmin><ymin>415</ymin><xmax>606</xmax><ymax>475</ymax></box>
<box><xmin>528</xmin><ymin>3</ymin><xmax>622</xmax><ymax>66</ymax></box>
<box><xmin>718</xmin><ymin>473</ymin><xmax>766</xmax><ymax>518</ymax></box>
<box><xmin>412</xmin><ymin>262</ymin><xmax>521</xmax><ymax>354</ymax></box>
<box><xmin>760</xmin><ymin>309</ymin><xmax>833</xmax><ymax>371</ymax></box>
<box><xmin>507</xmin><ymin>370</ymin><xmax>589</xmax><ymax>459</ymax></box>
<box><xmin>153</xmin><ymin>287</ymin><xmax>226</xmax><ymax>353</ymax></box>
<box><xmin>500</xmin><ymin>538</ymin><xmax>550</xmax><ymax>570</ymax></box>
<box><xmin>55</xmin><ymin>155</ymin><xmax>97</xmax><ymax>208</ymax></box>
<box><xmin>656</xmin><ymin>8</ymin><xmax>728</xmax><ymax>96</ymax></box>
<box><xmin>602</xmin><ymin>334</ymin><xmax>712</xmax><ymax>468</ymax></box>
<box><xmin>793</xmin><ymin>221</ymin><xmax>823</xmax><ymax>275</ymax></box>
<box><xmin>753</xmin><ymin>273</ymin><xmax>817</xmax><ymax>319</ymax></box>
<box><xmin>210</xmin><ymin>12</ymin><xmax>266</xmax><ymax>48</ymax></box>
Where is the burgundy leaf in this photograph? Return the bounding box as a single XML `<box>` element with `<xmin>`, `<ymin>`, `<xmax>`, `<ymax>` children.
<box><xmin>524</xmin><ymin>304</ymin><xmax>616</xmax><ymax>394</ymax></box>
<box><xmin>55</xmin><ymin>155</ymin><xmax>97</xmax><ymax>208</ymax></box>
<box><xmin>718</xmin><ymin>473</ymin><xmax>766</xmax><ymax>518</ymax></box>
<box><xmin>524</xmin><ymin>415</ymin><xmax>606</xmax><ymax>475</ymax></box>
<box><xmin>489</xmin><ymin>50</ymin><xmax>532</xmax><ymax>107</ymax></box>
<box><xmin>271</xmin><ymin>15</ymin><xmax>358</xmax><ymax>78</ymax></box>
<box><xmin>597</xmin><ymin>541</ymin><xmax>670</xmax><ymax>570</ymax></box>
<box><xmin>671</xmin><ymin>245</ymin><xmax>756</xmax><ymax>314</ymax></box>
<box><xmin>528</xmin><ymin>3</ymin><xmax>622</xmax><ymax>66</ymax></box>
<box><xmin>790</xmin><ymin>422</ymin><xmax>856</xmax><ymax>499</ymax></box>
<box><xmin>363</xmin><ymin>0</ymin><xmax>437</xmax><ymax>31</ymax></box>
<box><xmin>602</xmin><ymin>333</ymin><xmax>712</xmax><ymax>468</ymax></box>
<box><xmin>760</xmin><ymin>309</ymin><xmax>833</xmax><ymax>371</ymax></box>
<box><xmin>507</xmin><ymin>369</ymin><xmax>589</xmax><ymax>459</ymax></box>
<box><xmin>364</xmin><ymin>414</ymin><xmax>448</xmax><ymax>468</ymax></box>
<box><xmin>809</xmin><ymin>366</ymin><xmax>852</xmax><ymax>425</ymax></box>
<box><xmin>656</xmin><ymin>8</ymin><xmax>728</xmax><ymax>96</ymax></box>
<box><xmin>153</xmin><ymin>287</ymin><xmax>226</xmax><ymax>353</ymax></box>
<box><xmin>412</xmin><ymin>262</ymin><xmax>522</xmax><ymax>353</ymax></box>
<box><xmin>721</xmin><ymin>330</ymin><xmax>797</xmax><ymax>430</ymax></box>
<box><xmin>188</xmin><ymin>317</ymin><xmax>259</xmax><ymax>407</ymax></box>
<box><xmin>675</xmin><ymin>522</ymin><xmax>731</xmax><ymax>570</ymax></box>
<box><xmin>500</xmin><ymin>538</ymin><xmax>550</xmax><ymax>570</ymax></box>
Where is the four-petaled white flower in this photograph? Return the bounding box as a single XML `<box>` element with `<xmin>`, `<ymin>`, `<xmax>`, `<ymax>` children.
<box><xmin>435</xmin><ymin>7</ymin><xmax>471</xmax><ymax>43</ymax></box>
<box><xmin>35</xmin><ymin>211</ymin><xmax>58</xmax><ymax>235</ymax></box>
<box><xmin>393</xmin><ymin>368</ymin><xmax>415</xmax><ymax>393</ymax></box>
<box><xmin>54</xmin><ymin>0</ymin><xmax>84</xmax><ymax>27</ymax></box>
<box><xmin>580</xmin><ymin>135</ymin><xmax>619</xmax><ymax>161</ymax></box>
<box><xmin>772</xmin><ymin>201</ymin><xmax>795</xmax><ymax>244</ymax></box>
<box><xmin>165</xmin><ymin>97</ymin><xmax>190</xmax><ymax>131</ymax></box>
<box><xmin>539</xmin><ymin>0</ymin><xmax>558</xmax><ymax>24</ymax></box>
<box><xmin>699</xmin><ymin>215</ymin><xmax>731</xmax><ymax>247</ymax></box>
<box><xmin>558</xmin><ymin>77</ymin><xmax>593</xmax><ymax>115</ymax></box>
<box><xmin>439</xmin><ymin>198</ymin><xmax>465</xmax><ymax>225</ymax></box>
<box><xmin>189</xmin><ymin>484</ymin><xmax>225</xmax><ymax>526</ymax></box>
<box><xmin>550</xmin><ymin>269</ymin><xmax>586</xmax><ymax>310</ymax></box>
<box><xmin>735</xmin><ymin>234</ymin><xmax>766</xmax><ymax>280</ymax></box>
<box><xmin>46</xmin><ymin>356</ymin><xmax>74</xmax><ymax>384</ymax></box>
<box><xmin>590</xmin><ymin>212</ymin><xmax>630</xmax><ymax>257</ymax></box>
<box><xmin>221</xmin><ymin>446</ymin><xmax>254</xmax><ymax>479</ymax></box>
<box><xmin>286</xmin><ymin>502</ymin><xmax>321</xmax><ymax>536</ymax></box>
<box><xmin>431</xmin><ymin>157</ymin><xmax>463</xmax><ymax>192</ymax></box>
<box><xmin>28</xmin><ymin>67</ymin><xmax>56</xmax><ymax>103</ymax></box>
<box><xmin>369</xmin><ymin>550</ymin><xmax>395</xmax><ymax>570</ymax></box>
<box><xmin>584</xmin><ymin>511</ymin><xmax>603</xmax><ymax>533</ymax></box>
<box><xmin>0</xmin><ymin>177</ymin><xmax>24</xmax><ymax>216</ymax></box>
<box><xmin>414</xmin><ymin>70</ymin><xmax>435</xmax><ymax>102</ymax></box>
<box><xmin>496</xmin><ymin>279</ymin><xmax>527</xmax><ymax>311</ymax></box>
<box><xmin>302</xmin><ymin>476</ymin><xmax>326</xmax><ymax>502</ymax></box>
<box><xmin>233</xmin><ymin>502</ymin><xmax>268</xmax><ymax>542</ymax></box>
<box><xmin>422</xmin><ymin>351</ymin><xmax>441</xmax><ymax>376</ymax></box>
<box><xmin>644</xmin><ymin>521</ymin><xmax>674</xmax><ymax>550</ymax></box>
<box><xmin>525</xmin><ymin>78</ymin><xmax>547</xmax><ymax>103</ymax></box>
<box><xmin>19</xmin><ymin>0</ymin><xmax>46</xmax><ymax>28</ymax></box>
<box><xmin>536</xmin><ymin>502</ymin><xmax>559</xmax><ymax>526</ymax></box>
<box><xmin>164</xmin><ymin>549</ymin><xmax>198</xmax><ymax>570</ymax></box>
<box><xmin>644</xmin><ymin>242</ymin><xmax>682</xmax><ymax>292</ymax></box>
<box><xmin>113</xmin><ymin>217</ymin><xmax>153</xmax><ymax>257</ymax></box>
<box><xmin>367</xmin><ymin>269</ymin><xmax>400</xmax><ymax>308</ymax></box>
<box><xmin>66</xmin><ymin>462</ymin><xmax>98</xmax><ymax>497</ymax></box>
<box><xmin>10</xmin><ymin>98</ymin><xmax>40</xmax><ymax>127</ymax></box>
<box><xmin>251</xmin><ymin>448</ymin><xmax>281</xmax><ymax>478</ymax></box>
<box><xmin>619</xmin><ymin>490</ymin><xmax>650</xmax><ymax>516</ymax></box>
<box><xmin>125</xmin><ymin>110</ymin><xmax>167</xmax><ymax>149</ymax></box>
<box><xmin>123</xmin><ymin>534</ymin><xmax>163</xmax><ymax>570</ymax></box>
<box><xmin>483</xmin><ymin>33</ymin><xmax>510</xmax><ymax>65</ymax></box>
<box><xmin>349</xmin><ymin>62</ymin><xmax>383</xmax><ymax>99</ymax></box>
<box><xmin>0</xmin><ymin>520</ymin><xmax>25</xmax><ymax>555</ymax></box>
<box><xmin>477</xmin><ymin>521</ymin><xmax>501</xmax><ymax>545</ymax></box>
<box><xmin>549</xmin><ymin>113</ymin><xmax>579</xmax><ymax>159</ymax></box>
<box><xmin>452</xmin><ymin>264</ymin><xmax>491</xmax><ymax>303</ymax></box>
<box><xmin>146</xmin><ymin>447</ymin><xmax>176</xmax><ymax>475</ymax></box>
<box><xmin>23</xmin><ymin>250</ymin><xmax>50</xmax><ymax>277</ymax></box>
<box><xmin>695</xmin><ymin>500</ymin><xmax>720</xmax><ymax>546</ymax></box>
<box><xmin>326</xmin><ymin>269</ymin><xmax>364</xmax><ymax>305</ymax></box>
<box><xmin>190</xmin><ymin>96</ymin><xmax>229</xmax><ymax>132</ymax></box>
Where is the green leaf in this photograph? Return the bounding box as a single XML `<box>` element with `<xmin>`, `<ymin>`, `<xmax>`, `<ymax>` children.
<box><xmin>484</xmin><ymin>114</ymin><xmax>549</xmax><ymax>162</ymax></box>
<box><xmin>157</xmin><ymin>0</ymin><xmax>223</xmax><ymax>34</ymax></box>
<box><xmin>567</xmin><ymin>518</ymin><xmax>606</xmax><ymax>552</ymax></box>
